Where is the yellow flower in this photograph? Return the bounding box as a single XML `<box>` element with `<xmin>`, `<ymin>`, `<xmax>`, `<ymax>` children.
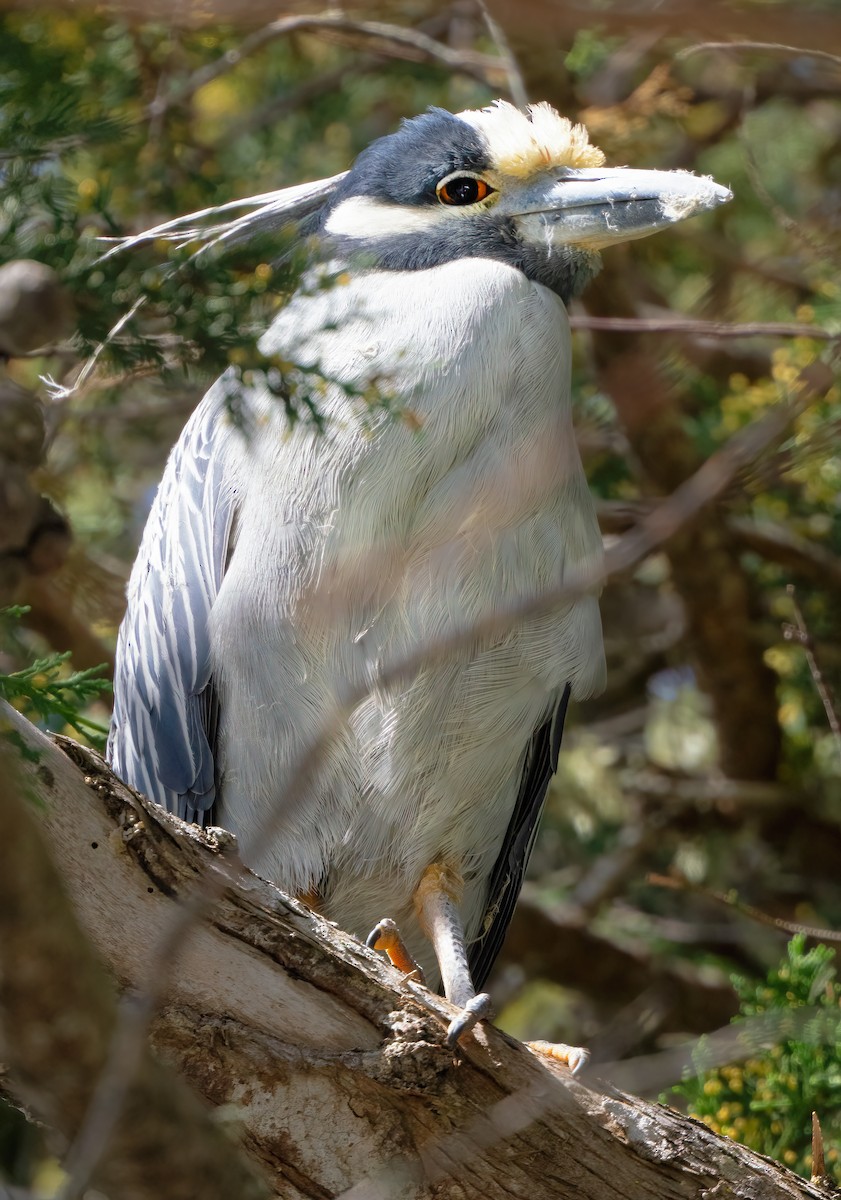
<box><xmin>77</xmin><ymin>178</ymin><xmax>99</xmax><ymax>201</ymax></box>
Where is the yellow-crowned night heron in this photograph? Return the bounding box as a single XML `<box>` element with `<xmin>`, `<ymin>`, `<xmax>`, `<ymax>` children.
<box><xmin>108</xmin><ymin>101</ymin><xmax>730</xmax><ymax>1055</ymax></box>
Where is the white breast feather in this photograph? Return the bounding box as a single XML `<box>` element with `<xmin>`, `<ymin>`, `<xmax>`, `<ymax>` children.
<box><xmin>208</xmin><ymin>257</ymin><xmax>605</xmax><ymax>980</ymax></box>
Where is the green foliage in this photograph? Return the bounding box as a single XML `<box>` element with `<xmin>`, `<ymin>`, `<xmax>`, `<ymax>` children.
<box><xmin>0</xmin><ymin>10</ymin><xmax>488</xmax><ymax>400</ymax></box>
<box><xmin>0</xmin><ymin>14</ymin><xmax>310</xmax><ymax>408</ymax></box>
<box><xmin>677</xmin><ymin>936</ymin><xmax>841</xmax><ymax>1181</ymax></box>
<box><xmin>0</xmin><ymin>608</ymin><xmax>110</xmax><ymax>748</ymax></box>
<box><xmin>564</xmin><ymin>28</ymin><xmax>623</xmax><ymax>80</ymax></box>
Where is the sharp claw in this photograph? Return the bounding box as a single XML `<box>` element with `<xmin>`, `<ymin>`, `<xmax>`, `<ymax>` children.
<box><xmin>445</xmin><ymin>992</ymin><xmax>493</xmax><ymax>1047</ymax></box>
<box><xmin>567</xmin><ymin>1045</ymin><xmax>590</xmax><ymax>1076</ymax></box>
<box><xmin>366</xmin><ymin>922</ymin><xmax>387</xmax><ymax>949</ymax></box>
<box><xmin>366</xmin><ymin>915</ymin><xmax>399</xmax><ymax>950</ymax></box>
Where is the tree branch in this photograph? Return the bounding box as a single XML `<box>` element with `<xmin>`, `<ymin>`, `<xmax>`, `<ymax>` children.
<box><xmin>490</xmin><ymin>0</ymin><xmax>841</xmax><ymax>54</ymax></box>
<box><xmin>676</xmin><ymin>40</ymin><xmax>841</xmax><ymax>69</ymax></box>
<box><xmin>568</xmin><ymin>315</ymin><xmax>839</xmax><ymax>341</ymax></box>
<box><xmin>148</xmin><ymin>12</ymin><xmax>506</xmax><ymax>118</ymax></box>
<box><xmin>35</xmin><ymin>391</ymin><xmax>803</xmax><ymax>1195</ymax></box>
<box><xmin>1</xmin><ymin>703</ymin><xmax>834</xmax><ymax>1200</ymax></box>
<box><xmin>598</xmin><ymin>505</ymin><xmax>841</xmax><ymax>595</ymax></box>
<box><xmin>0</xmin><ymin>721</ymin><xmax>270</xmax><ymax>1200</ymax></box>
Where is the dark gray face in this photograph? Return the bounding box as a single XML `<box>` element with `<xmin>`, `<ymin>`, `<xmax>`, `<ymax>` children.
<box><xmin>313</xmin><ymin>108</ymin><xmax>601</xmax><ymax>304</ymax></box>
<box><xmin>331</xmin><ymin>108</ymin><xmax>491</xmax><ymax>208</ymax></box>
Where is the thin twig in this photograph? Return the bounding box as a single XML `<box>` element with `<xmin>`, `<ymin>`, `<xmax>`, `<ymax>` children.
<box><xmin>602</xmin><ymin>1004</ymin><xmax>841</xmax><ymax>1096</ymax></box>
<box><xmin>147</xmin><ymin>12</ymin><xmax>504</xmax><ymax>118</ymax></box>
<box><xmin>784</xmin><ymin>584</ymin><xmax>841</xmax><ymax>752</ymax></box>
<box><xmin>740</xmin><ymin>133</ymin><xmax>832</xmax><ymax>267</ymax></box>
<box><xmin>729</xmin><ymin>518</ymin><xmax>841</xmax><ymax>593</ymax></box>
<box><xmin>26</xmin><ymin>315</ymin><xmax>835</xmax><ymax>378</ymax></box>
<box><xmin>475</xmin><ymin>0</ymin><xmax>529</xmax><ymax>109</ymax></box>
<box><xmin>58</xmin><ymin>867</ymin><xmax>240</xmax><ymax>1200</ymax></box>
<box><xmin>676</xmin><ymin>40</ymin><xmax>841</xmax><ymax>70</ymax></box>
<box><xmin>603</xmin><ymin>505</ymin><xmax>841</xmax><ymax>594</ymax></box>
<box><xmin>567</xmin><ymin>314</ymin><xmax>839</xmax><ymax>341</ymax></box>
<box><xmin>59</xmin><ymin>379</ymin><xmax>821</xmax><ymax>1199</ymax></box>
<box><xmin>650</xmin><ymin>871</ymin><xmax>841</xmax><ymax>944</ymax></box>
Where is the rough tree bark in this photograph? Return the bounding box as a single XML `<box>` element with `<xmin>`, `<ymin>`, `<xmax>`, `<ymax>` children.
<box><xmin>0</xmin><ymin>722</ymin><xmax>270</xmax><ymax>1200</ymax></box>
<box><xmin>0</xmin><ymin>702</ymin><xmax>834</xmax><ymax>1200</ymax></box>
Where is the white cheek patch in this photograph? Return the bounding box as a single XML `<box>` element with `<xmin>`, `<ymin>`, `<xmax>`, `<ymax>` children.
<box><xmin>325</xmin><ymin>195</ymin><xmax>444</xmax><ymax>239</ymax></box>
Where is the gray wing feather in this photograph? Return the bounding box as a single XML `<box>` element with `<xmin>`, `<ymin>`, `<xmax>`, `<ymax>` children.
<box><xmin>108</xmin><ymin>390</ymin><xmax>237</xmax><ymax>822</ymax></box>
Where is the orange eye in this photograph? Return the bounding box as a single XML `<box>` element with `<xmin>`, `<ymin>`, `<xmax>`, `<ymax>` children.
<box><xmin>436</xmin><ymin>176</ymin><xmax>494</xmax><ymax>206</ymax></box>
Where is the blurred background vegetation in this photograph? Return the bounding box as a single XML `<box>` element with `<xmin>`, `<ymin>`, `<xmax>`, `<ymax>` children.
<box><xmin>1</xmin><ymin>0</ymin><xmax>840</xmax><ymax>1190</ymax></box>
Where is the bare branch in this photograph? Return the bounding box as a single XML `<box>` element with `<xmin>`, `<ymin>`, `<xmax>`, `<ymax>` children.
<box><xmin>490</xmin><ymin>1</ymin><xmax>841</xmax><ymax>53</ymax></box>
<box><xmin>729</xmin><ymin>517</ymin><xmax>841</xmax><ymax>593</ymax></box>
<box><xmin>676</xmin><ymin>40</ymin><xmax>841</xmax><ymax>69</ymax></box>
<box><xmin>4</xmin><ymin>705</ymin><xmax>835</xmax><ymax>1200</ymax></box>
<box><xmin>739</xmin><ymin>134</ymin><xmax>832</xmax><ymax>267</ymax></box>
<box><xmin>568</xmin><ymin>314</ymin><xmax>839</xmax><ymax>341</ymax></box>
<box><xmin>498</xmin><ymin>889</ymin><xmax>739</xmax><ymax>1037</ymax></box>
<box><xmin>0</xmin><ymin>733</ymin><xmax>271</xmax><ymax>1200</ymax></box>
<box><xmin>147</xmin><ymin>12</ymin><xmax>505</xmax><ymax>118</ymax></box>
<box><xmin>784</xmin><ymin>584</ymin><xmax>841</xmax><ymax>753</ymax></box>
<box><xmin>599</xmin><ymin>506</ymin><xmax>841</xmax><ymax>596</ymax></box>
<box><xmin>601</xmin><ymin>1003</ymin><xmax>841</xmax><ymax>1096</ymax></box>
<box><xmin>650</xmin><ymin>871</ymin><xmax>841</xmax><ymax>945</ymax></box>
<box><xmin>235</xmin><ymin>388</ymin><xmax>813</xmax><ymax>888</ymax></box>
<box><xmin>476</xmin><ymin>0</ymin><xmax>529</xmax><ymax>109</ymax></box>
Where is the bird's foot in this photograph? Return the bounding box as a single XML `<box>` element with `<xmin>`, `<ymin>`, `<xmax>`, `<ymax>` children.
<box><xmin>366</xmin><ymin>917</ymin><xmax>426</xmax><ymax>983</ymax></box>
<box><xmin>446</xmin><ymin>992</ymin><xmax>493</xmax><ymax>1047</ymax></box>
<box><xmin>526</xmin><ymin>1040</ymin><xmax>590</xmax><ymax>1076</ymax></box>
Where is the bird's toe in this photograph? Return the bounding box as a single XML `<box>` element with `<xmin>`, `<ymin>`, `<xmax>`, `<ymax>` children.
<box><xmin>527</xmin><ymin>1040</ymin><xmax>590</xmax><ymax>1075</ymax></box>
<box><xmin>366</xmin><ymin>917</ymin><xmax>425</xmax><ymax>982</ymax></box>
<box><xmin>445</xmin><ymin>992</ymin><xmax>493</xmax><ymax>1047</ymax></box>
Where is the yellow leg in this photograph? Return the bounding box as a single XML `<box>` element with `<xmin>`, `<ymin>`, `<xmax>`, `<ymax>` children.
<box><xmin>414</xmin><ymin>861</ymin><xmax>492</xmax><ymax>1045</ymax></box>
<box><xmin>368</xmin><ymin>865</ymin><xmax>586</xmax><ymax>1063</ymax></box>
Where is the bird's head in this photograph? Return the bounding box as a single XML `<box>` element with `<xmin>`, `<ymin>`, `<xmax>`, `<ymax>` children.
<box><xmin>101</xmin><ymin>100</ymin><xmax>731</xmax><ymax>298</ymax></box>
<box><xmin>318</xmin><ymin>100</ymin><xmax>732</xmax><ymax>302</ymax></box>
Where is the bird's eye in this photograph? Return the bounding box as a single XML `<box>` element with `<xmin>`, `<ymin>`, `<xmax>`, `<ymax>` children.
<box><xmin>436</xmin><ymin>176</ymin><xmax>494</xmax><ymax>206</ymax></box>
